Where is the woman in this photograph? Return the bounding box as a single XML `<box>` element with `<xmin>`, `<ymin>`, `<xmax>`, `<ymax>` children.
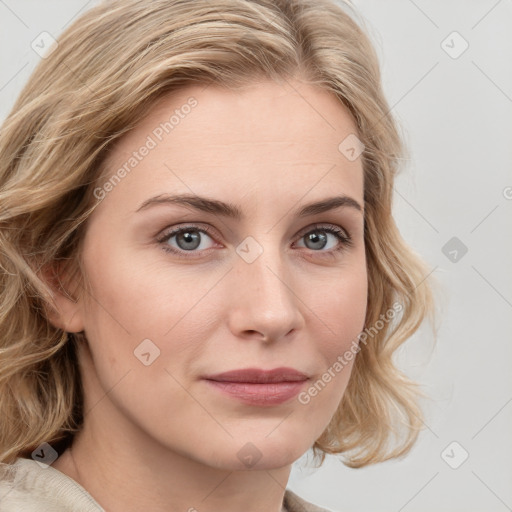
<box><xmin>0</xmin><ymin>0</ymin><xmax>435</xmax><ymax>510</ymax></box>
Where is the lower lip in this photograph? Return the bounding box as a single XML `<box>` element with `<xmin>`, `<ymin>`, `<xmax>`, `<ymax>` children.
<box><xmin>204</xmin><ymin>380</ymin><xmax>307</xmax><ymax>406</ymax></box>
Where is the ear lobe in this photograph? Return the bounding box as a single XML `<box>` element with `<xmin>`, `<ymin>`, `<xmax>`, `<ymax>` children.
<box><xmin>39</xmin><ymin>261</ymin><xmax>85</xmax><ymax>334</ymax></box>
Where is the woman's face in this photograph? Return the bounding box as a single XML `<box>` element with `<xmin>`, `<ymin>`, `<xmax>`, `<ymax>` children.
<box><xmin>67</xmin><ymin>78</ymin><xmax>367</xmax><ymax>470</ymax></box>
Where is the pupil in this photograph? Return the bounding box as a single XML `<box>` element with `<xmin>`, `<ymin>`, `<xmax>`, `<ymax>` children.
<box><xmin>178</xmin><ymin>231</ymin><xmax>200</xmax><ymax>250</ymax></box>
<box><xmin>307</xmin><ymin>231</ymin><xmax>327</xmax><ymax>250</ymax></box>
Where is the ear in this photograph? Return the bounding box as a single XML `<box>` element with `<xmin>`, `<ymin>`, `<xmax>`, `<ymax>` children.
<box><xmin>39</xmin><ymin>260</ymin><xmax>85</xmax><ymax>333</ymax></box>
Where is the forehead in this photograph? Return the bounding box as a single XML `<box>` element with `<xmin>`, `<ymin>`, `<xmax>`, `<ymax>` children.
<box><xmin>95</xmin><ymin>79</ymin><xmax>364</xmax><ymax>216</ymax></box>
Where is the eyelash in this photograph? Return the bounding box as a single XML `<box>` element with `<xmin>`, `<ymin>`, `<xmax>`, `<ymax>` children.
<box><xmin>156</xmin><ymin>223</ymin><xmax>353</xmax><ymax>258</ymax></box>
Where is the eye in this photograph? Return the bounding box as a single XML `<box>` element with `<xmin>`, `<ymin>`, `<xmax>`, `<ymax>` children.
<box><xmin>157</xmin><ymin>225</ymin><xmax>217</xmax><ymax>256</ymax></box>
<box><xmin>156</xmin><ymin>223</ymin><xmax>353</xmax><ymax>257</ymax></box>
<box><xmin>294</xmin><ymin>224</ymin><xmax>353</xmax><ymax>254</ymax></box>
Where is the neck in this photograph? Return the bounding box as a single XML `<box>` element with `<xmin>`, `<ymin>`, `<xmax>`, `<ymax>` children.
<box><xmin>55</xmin><ymin>424</ymin><xmax>291</xmax><ymax>512</ymax></box>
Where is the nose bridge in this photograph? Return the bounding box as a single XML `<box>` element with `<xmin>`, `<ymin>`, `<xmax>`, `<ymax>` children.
<box><xmin>228</xmin><ymin>233</ymin><xmax>303</xmax><ymax>340</ymax></box>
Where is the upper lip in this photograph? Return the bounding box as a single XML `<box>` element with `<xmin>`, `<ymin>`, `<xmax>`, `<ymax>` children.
<box><xmin>203</xmin><ymin>367</ymin><xmax>309</xmax><ymax>383</ymax></box>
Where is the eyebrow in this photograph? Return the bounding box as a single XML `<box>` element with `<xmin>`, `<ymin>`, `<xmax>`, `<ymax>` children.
<box><xmin>135</xmin><ymin>193</ymin><xmax>363</xmax><ymax>218</ymax></box>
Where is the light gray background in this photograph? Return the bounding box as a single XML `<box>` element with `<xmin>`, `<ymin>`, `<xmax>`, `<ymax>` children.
<box><xmin>1</xmin><ymin>1</ymin><xmax>511</xmax><ymax>511</ymax></box>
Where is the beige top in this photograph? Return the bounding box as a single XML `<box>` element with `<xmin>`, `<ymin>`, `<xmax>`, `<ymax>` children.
<box><xmin>0</xmin><ymin>457</ymin><xmax>334</xmax><ymax>512</ymax></box>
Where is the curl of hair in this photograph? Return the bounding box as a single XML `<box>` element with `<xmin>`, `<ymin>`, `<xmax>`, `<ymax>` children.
<box><xmin>0</xmin><ymin>0</ymin><xmax>436</xmax><ymax>467</ymax></box>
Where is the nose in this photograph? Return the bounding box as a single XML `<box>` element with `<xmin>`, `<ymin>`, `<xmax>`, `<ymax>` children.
<box><xmin>226</xmin><ymin>241</ymin><xmax>305</xmax><ymax>343</ymax></box>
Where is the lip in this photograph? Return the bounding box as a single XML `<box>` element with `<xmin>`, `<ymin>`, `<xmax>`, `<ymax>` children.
<box><xmin>202</xmin><ymin>367</ymin><xmax>309</xmax><ymax>406</ymax></box>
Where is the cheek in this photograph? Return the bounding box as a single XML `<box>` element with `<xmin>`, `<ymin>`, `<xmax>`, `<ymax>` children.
<box><xmin>81</xmin><ymin>240</ymin><xmax>210</xmax><ymax>338</ymax></box>
<box><xmin>77</xmin><ymin>249</ymin><xmax>217</xmax><ymax>440</ymax></box>
<box><xmin>78</xmin><ymin>242</ymin><xmax>228</xmax><ymax>398</ymax></box>
<box><xmin>309</xmin><ymin>261</ymin><xmax>368</xmax><ymax>355</ymax></box>
<box><xmin>294</xmin><ymin>261</ymin><xmax>367</xmax><ymax>413</ymax></box>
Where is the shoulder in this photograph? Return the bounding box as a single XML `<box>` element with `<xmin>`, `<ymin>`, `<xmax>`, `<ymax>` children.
<box><xmin>283</xmin><ymin>489</ymin><xmax>338</xmax><ymax>512</ymax></box>
<box><xmin>0</xmin><ymin>457</ymin><xmax>104</xmax><ymax>511</ymax></box>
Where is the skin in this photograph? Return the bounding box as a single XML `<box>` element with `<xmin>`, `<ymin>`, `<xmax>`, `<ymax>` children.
<box><xmin>48</xmin><ymin>77</ymin><xmax>368</xmax><ymax>512</ymax></box>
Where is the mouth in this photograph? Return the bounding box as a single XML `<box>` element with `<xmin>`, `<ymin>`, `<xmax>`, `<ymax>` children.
<box><xmin>202</xmin><ymin>367</ymin><xmax>309</xmax><ymax>406</ymax></box>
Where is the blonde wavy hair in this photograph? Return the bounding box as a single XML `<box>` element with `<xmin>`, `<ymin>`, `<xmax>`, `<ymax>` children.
<box><xmin>0</xmin><ymin>0</ymin><xmax>435</xmax><ymax>468</ymax></box>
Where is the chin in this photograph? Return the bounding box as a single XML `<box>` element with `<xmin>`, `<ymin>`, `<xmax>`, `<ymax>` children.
<box><xmin>195</xmin><ymin>434</ymin><xmax>314</xmax><ymax>471</ymax></box>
